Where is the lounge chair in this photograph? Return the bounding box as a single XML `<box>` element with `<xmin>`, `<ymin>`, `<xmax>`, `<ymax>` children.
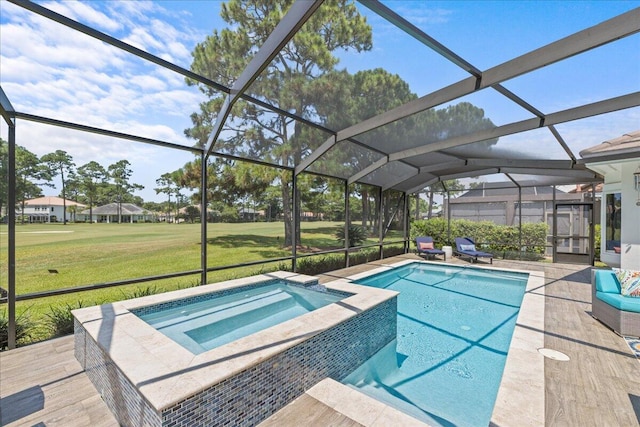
<box><xmin>416</xmin><ymin>236</ymin><xmax>445</xmax><ymax>260</ymax></box>
<box><xmin>454</xmin><ymin>237</ymin><xmax>493</xmax><ymax>264</ymax></box>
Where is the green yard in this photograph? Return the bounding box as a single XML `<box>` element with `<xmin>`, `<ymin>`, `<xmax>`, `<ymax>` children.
<box><xmin>0</xmin><ymin>221</ymin><xmax>401</xmax><ymax>343</ymax></box>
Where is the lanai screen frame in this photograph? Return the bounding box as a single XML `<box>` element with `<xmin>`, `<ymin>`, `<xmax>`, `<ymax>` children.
<box><xmin>2</xmin><ymin>0</ymin><xmax>639</xmax><ymax>349</ymax></box>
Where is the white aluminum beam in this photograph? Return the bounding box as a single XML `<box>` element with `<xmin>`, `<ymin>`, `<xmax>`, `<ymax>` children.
<box><xmin>231</xmin><ymin>1</ymin><xmax>322</xmax><ymax>96</ymax></box>
<box><xmin>300</xmin><ymin>7</ymin><xmax>640</xmax><ymax>169</ymax></box>
<box><xmin>360</xmin><ymin>0</ymin><xmax>481</xmax><ymax>77</ymax></box>
<box><xmin>204</xmin><ymin>96</ymin><xmax>232</xmax><ymax>154</ymax></box>
<box><xmin>467</xmin><ymin>158</ymin><xmax>583</xmax><ymax>170</ymax></box>
<box><xmin>382</xmin><ymin>169</ymin><xmax>420</xmax><ymax>191</ymax></box>
<box><xmin>420</xmin><ymin>169</ymin><xmax>501</xmax><ymax>189</ymax></box>
<box><xmin>419</xmin><ymin>160</ymin><xmax>467</xmax><ymax>174</ymax></box>
<box><xmin>548</xmin><ymin>125</ymin><xmax>577</xmax><ymax>162</ymax></box>
<box><xmin>390</xmin><ymin>92</ymin><xmax>640</xmax><ymax>161</ymax></box>
<box><xmin>0</xmin><ymin>86</ymin><xmax>16</xmax><ymax>126</ymax></box>
<box><xmin>481</xmin><ymin>8</ymin><xmax>640</xmax><ymax>89</ymax></box>
<box><xmin>347</xmin><ymin>7</ymin><xmax>639</xmax><ymax>140</ymax></box>
<box><xmin>347</xmin><ymin>157</ymin><xmax>388</xmax><ymax>185</ymax></box>
<box><xmin>205</xmin><ymin>0</ymin><xmax>323</xmax><ymax>155</ymax></box>
<box><xmin>404</xmin><ymin>174</ymin><xmax>439</xmax><ymax>195</ymax></box>
<box><xmin>498</xmin><ymin>167</ymin><xmax>598</xmax><ymax>179</ymax></box>
<box><xmin>295</xmin><ymin>135</ymin><xmax>336</xmax><ymax>175</ymax></box>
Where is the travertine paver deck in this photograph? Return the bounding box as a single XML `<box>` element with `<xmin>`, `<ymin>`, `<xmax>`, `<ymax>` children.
<box><xmin>1</xmin><ymin>254</ymin><xmax>639</xmax><ymax>426</ymax></box>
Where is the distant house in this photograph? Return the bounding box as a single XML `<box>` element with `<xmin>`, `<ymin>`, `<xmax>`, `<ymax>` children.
<box><xmin>80</xmin><ymin>203</ymin><xmax>152</xmax><ymax>223</ymax></box>
<box><xmin>238</xmin><ymin>207</ymin><xmax>264</xmax><ymax>222</ymax></box>
<box><xmin>175</xmin><ymin>205</ymin><xmax>217</xmax><ymax>223</ymax></box>
<box><xmin>445</xmin><ymin>182</ymin><xmax>601</xmax><ymax>256</ymax></box>
<box><xmin>20</xmin><ymin>196</ymin><xmax>86</xmax><ymax>223</ymax></box>
<box><xmin>446</xmin><ymin>182</ymin><xmax>599</xmax><ymax>226</ymax></box>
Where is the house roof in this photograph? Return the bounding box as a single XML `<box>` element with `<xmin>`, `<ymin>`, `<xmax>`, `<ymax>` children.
<box><xmin>458</xmin><ymin>182</ymin><xmax>565</xmax><ymax>198</ymax></box>
<box><xmin>579</xmin><ymin>130</ymin><xmax>640</xmax><ymax>161</ymax></box>
<box><xmin>81</xmin><ymin>203</ymin><xmax>147</xmax><ymax>215</ymax></box>
<box><xmin>25</xmin><ymin>196</ymin><xmax>86</xmax><ymax>207</ymax></box>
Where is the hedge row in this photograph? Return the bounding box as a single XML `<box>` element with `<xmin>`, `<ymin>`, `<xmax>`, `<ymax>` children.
<box><xmin>410</xmin><ymin>218</ymin><xmax>547</xmax><ymax>257</ymax></box>
<box><xmin>295</xmin><ymin>248</ymin><xmax>386</xmax><ymax>276</ymax></box>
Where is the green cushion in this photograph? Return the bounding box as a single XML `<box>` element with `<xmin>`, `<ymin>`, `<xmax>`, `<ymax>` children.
<box><xmin>595</xmin><ymin>270</ymin><xmax>621</xmax><ymax>294</ymax></box>
<box><xmin>596</xmin><ymin>291</ymin><xmax>640</xmax><ymax>313</ymax></box>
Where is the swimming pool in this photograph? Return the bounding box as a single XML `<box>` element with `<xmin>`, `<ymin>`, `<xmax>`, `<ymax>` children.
<box><xmin>73</xmin><ymin>271</ymin><xmax>398</xmax><ymax>426</ymax></box>
<box><xmin>134</xmin><ymin>281</ymin><xmax>345</xmax><ymax>354</ymax></box>
<box><xmin>343</xmin><ymin>262</ymin><xmax>528</xmax><ymax>427</ymax></box>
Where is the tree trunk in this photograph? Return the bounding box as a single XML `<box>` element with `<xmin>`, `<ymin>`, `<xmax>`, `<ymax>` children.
<box><xmin>427</xmin><ymin>189</ymin><xmax>434</xmax><ymax>219</ymax></box>
<box><xmin>361</xmin><ymin>189</ymin><xmax>368</xmax><ymax>229</ymax></box>
<box><xmin>61</xmin><ymin>168</ymin><xmax>67</xmax><ymax>225</ymax></box>
<box><xmin>281</xmin><ymin>172</ymin><xmax>293</xmax><ymax>247</ymax></box>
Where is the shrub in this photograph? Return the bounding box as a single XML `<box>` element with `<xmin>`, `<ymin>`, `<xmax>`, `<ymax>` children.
<box><xmin>295</xmin><ymin>248</ymin><xmax>388</xmax><ymax>276</ymax></box>
<box><xmin>0</xmin><ymin>309</ymin><xmax>34</xmax><ymax>350</ymax></box>
<box><xmin>122</xmin><ymin>285</ymin><xmax>164</xmax><ymax>299</ymax></box>
<box><xmin>45</xmin><ymin>301</ymin><xmax>86</xmax><ymax>337</ymax></box>
<box><xmin>350</xmin><ymin>248</ymin><xmax>381</xmax><ymax>265</ymax></box>
<box><xmin>297</xmin><ymin>253</ymin><xmax>347</xmax><ymax>276</ymax></box>
<box><xmin>411</xmin><ymin>218</ymin><xmax>548</xmax><ymax>257</ymax></box>
<box><xmin>383</xmin><ymin>245</ymin><xmax>406</xmax><ymax>258</ymax></box>
<box><xmin>335</xmin><ymin>225</ymin><xmax>368</xmax><ymax>247</ymax></box>
<box><xmin>594</xmin><ymin>224</ymin><xmax>601</xmax><ymax>261</ymax></box>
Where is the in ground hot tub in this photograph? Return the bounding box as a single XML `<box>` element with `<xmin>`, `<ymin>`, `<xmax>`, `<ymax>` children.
<box><xmin>73</xmin><ymin>271</ymin><xmax>397</xmax><ymax>427</ymax></box>
<box><xmin>133</xmin><ymin>281</ymin><xmax>345</xmax><ymax>354</ymax></box>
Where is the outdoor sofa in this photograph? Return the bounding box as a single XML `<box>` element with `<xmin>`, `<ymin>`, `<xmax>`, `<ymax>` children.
<box><xmin>415</xmin><ymin>236</ymin><xmax>445</xmax><ymax>260</ymax></box>
<box><xmin>454</xmin><ymin>237</ymin><xmax>493</xmax><ymax>264</ymax></box>
<box><xmin>591</xmin><ymin>268</ymin><xmax>640</xmax><ymax>337</ymax></box>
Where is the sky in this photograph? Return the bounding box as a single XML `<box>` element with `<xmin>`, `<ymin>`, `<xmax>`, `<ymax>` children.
<box><xmin>0</xmin><ymin>0</ymin><xmax>639</xmax><ymax>202</ymax></box>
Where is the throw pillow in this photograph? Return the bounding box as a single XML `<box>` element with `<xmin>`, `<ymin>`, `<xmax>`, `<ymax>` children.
<box><xmin>419</xmin><ymin>242</ymin><xmax>434</xmax><ymax>250</ymax></box>
<box><xmin>460</xmin><ymin>244</ymin><xmax>476</xmax><ymax>252</ymax></box>
<box><xmin>614</xmin><ymin>268</ymin><xmax>640</xmax><ymax>297</ymax></box>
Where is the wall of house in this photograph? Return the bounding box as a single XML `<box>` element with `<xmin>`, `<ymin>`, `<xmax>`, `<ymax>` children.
<box><xmin>594</xmin><ymin>159</ymin><xmax>640</xmax><ymax>270</ymax></box>
<box><xmin>21</xmin><ymin>205</ymin><xmax>70</xmax><ymax>222</ymax></box>
<box><xmin>620</xmin><ymin>161</ymin><xmax>640</xmax><ymax>270</ymax></box>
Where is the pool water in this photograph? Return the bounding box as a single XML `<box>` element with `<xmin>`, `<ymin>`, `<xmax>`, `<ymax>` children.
<box><xmin>135</xmin><ymin>282</ymin><xmax>343</xmax><ymax>354</ymax></box>
<box><xmin>344</xmin><ymin>263</ymin><xmax>528</xmax><ymax>427</ymax></box>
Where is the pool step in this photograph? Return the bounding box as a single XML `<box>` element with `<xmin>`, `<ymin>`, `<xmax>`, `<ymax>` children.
<box><xmin>184</xmin><ymin>291</ymin><xmax>300</xmax><ymax>344</ymax></box>
<box><xmin>143</xmin><ymin>286</ymin><xmax>290</xmax><ymax>330</ymax></box>
<box><xmin>146</xmin><ymin>287</ymin><xmax>311</xmax><ymax>353</ymax></box>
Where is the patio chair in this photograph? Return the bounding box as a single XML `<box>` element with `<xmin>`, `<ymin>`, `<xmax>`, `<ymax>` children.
<box><xmin>454</xmin><ymin>237</ymin><xmax>493</xmax><ymax>264</ymax></box>
<box><xmin>415</xmin><ymin>236</ymin><xmax>445</xmax><ymax>260</ymax></box>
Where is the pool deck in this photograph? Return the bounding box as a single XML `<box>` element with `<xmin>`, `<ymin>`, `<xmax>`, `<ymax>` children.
<box><xmin>2</xmin><ymin>255</ymin><xmax>639</xmax><ymax>426</ymax></box>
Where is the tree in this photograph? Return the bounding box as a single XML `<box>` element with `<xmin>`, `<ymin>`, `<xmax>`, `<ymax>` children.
<box><xmin>77</xmin><ymin>161</ymin><xmax>108</xmax><ymax>223</ymax></box>
<box><xmin>107</xmin><ymin>160</ymin><xmax>144</xmax><ymax>223</ymax></box>
<box><xmin>15</xmin><ymin>146</ymin><xmax>49</xmax><ymax>224</ymax></box>
<box><xmin>181</xmin><ymin>205</ymin><xmax>200</xmax><ymax>223</ymax></box>
<box><xmin>41</xmin><ymin>150</ymin><xmax>75</xmax><ymax>224</ymax></box>
<box><xmin>155</xmin><ymin>172</ymin><xmax>181</xmax><ymax>223</ymax></box>
<box><xmin>185</xmin><ymin>0</ymin><xmax>372</xmax><ymax>246</ymax></box>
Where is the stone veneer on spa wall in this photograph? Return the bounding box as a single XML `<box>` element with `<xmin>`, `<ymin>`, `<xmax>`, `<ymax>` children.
<box><xmin>73</xmin><ymin>272</ymin><xmax>397</xmax><ymax>427</ymax></box>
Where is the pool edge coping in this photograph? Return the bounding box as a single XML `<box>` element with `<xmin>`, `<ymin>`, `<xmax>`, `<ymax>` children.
<box><xmin>328</xmin><ymin>259</ymin><xmax>545</xmax><ymax>427</ymax></box>
<box><xmin>72</xmin><ymin>271</ymin><xmax>399</xmax><ymax>412</ymax></box>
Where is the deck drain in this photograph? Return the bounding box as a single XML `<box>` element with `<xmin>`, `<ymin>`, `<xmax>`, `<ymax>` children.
<box><xmin>538</xmin><ymin>348</ymin><xmax>570</xmax><ymax>361</ymax></box>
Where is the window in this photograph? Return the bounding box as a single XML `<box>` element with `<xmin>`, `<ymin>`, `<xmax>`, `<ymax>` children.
<box><xmin>605</xmin><ymin>193</ymin><xmax>621</xmax><ymax>253</ymax></box>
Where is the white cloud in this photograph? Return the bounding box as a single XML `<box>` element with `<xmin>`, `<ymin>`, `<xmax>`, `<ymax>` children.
<box><xmin>43</xmin><ymin>0</ymin><xmax>122</xmax><ymax>33</ymax></box>
<box><xmin>394</xmin><ymin>6</ymin><xmax>453</xmax><ymax>26</ymax></box>
<box><xmin>0</xmin><ymin>0</ymin><xmax>209</xmax><ymax>202</ymax></box>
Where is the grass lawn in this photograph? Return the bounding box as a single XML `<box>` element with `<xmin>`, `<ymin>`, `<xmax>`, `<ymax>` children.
<box><xmin>0</xmin><ymin>220</ymin><xmax>403</xmax><ymax>342</ymax></box>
